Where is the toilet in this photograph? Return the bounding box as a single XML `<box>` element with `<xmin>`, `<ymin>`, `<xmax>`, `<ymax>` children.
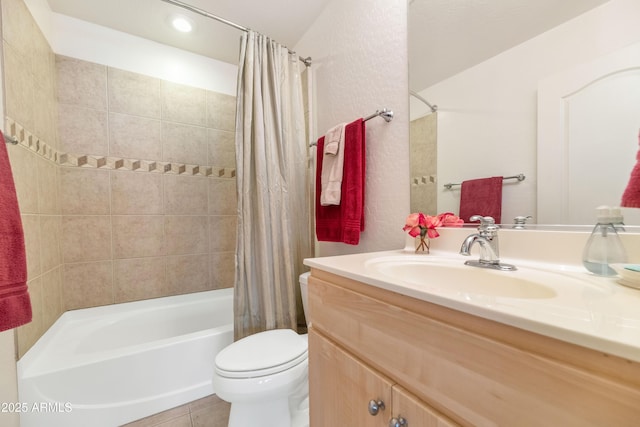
<box><xmin>212</xmin><ymin>272</ymin><xmax>311</xmax><ymax>427</ymax></box>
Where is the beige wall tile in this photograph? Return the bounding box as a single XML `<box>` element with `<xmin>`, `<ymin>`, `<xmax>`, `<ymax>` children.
<box><xmin>207</xmin><ymin>129</ymin><xmax>236</xmax><ymax>168</ymax></box>
<box><xmin>40</xmin><ymin>267</ymin><xmax>62</xmax><ymax>331</ymax></box>
<box><xmin>39</xmin><ymin>215</ymin><xmax>62</xmax><ymax>273</ymax></box>
<box><xmin>162</xmin><ymin>81</ymin><xmax>206</xmax><ymax>126</ymax></box>
<box><xmin>21</xmin><ymin>214</ymin><xmax>41</xmax><ymax>279</ymax></box>
<box><xmin>112</xmin><ymin>215</ymin><xmax>164</xmax><ymax>259</ymax></box>
<box><xmin>164</xmin><ymin>215</ymin><xmax>208</xmax><ymax>255</ymax></box>
<box><xmin>110</xmin><ymin>171</ymin><xmax>162</xmax><ymax>215</ymax></box>
<box><xmin>109</xmin><ymin>113</ymin><xmax>161</xmax><ymax>160</ymax></box>
<box><xmin>37</xmin><ymin>157</ymin><xmax>60</xmax><ymax>214</ymax></box>
<box><xmin>162</xmin><ymin>121</ymin><xmax>207</xmax><ymax>165</ymax></box>
<box><xmin>58</xmin><ymin>103</ymin><xmax>108</xmax><ymax>155</ymax></box>
<box><xmin>206</xmin><ymin>91</ymin><xmax>236</xmax><ymax>132</ymax></box>
<box><xmin>1</xmin><ymin>0</ymin><xmax>37</xmax><ymax>56</ymax></box>
<box><xmin>108</xmin><ymin>68</ymin><xmax>161</xmax><ymax>119</ymax></box>
<box><xmin>16</xmin><ymin>277</ymin><xmax>42</xmax><ymax>358</ymax></box>
<box><xmin>63</xmin><ymin>261</ymin><xmax>113</xmax><ymax>309</ymax></box>
<box><xmin>56</xmin><ymin>55</ymin><xmax>107</xmax><ymax>110</ymax></box>
<box><xmin>114</xmin><ymin>257</ymin><xmax>167</xmax><ymax>303</ymax></box>
<box><xmin>31</xmin><ymin>24</ymin><xmax>55</xmax><ymax>104</ymax></box>
<box><xmin>3</xmin><ymin>41</ymin><xmax>34</xmax><ymax>132</ymax></box>
<box><xmin>209</xmin><ymin>216</ymin><xmax>236</xmax><ymax>253</ymax></box>
<box><xmin>61</xmin><ymin>215</ymin><xmax>112</xmax><ymax>263</ymax></box>
<box><xmin>163</xmin><ymin>175</ymin><xmax>208</xmax><ymax>215</ymax></box>
<box><xmin>7</xmin><ymin>146</ymin><xmax>39</xmax><ymax>214</ymax></box>
<box><xmin>60</xmin><ymin>167</ymin><xmax>110</xmax><ymax>215</ymax></box>
<box><xmin>208</xmin><ymin>179</ymin><xmax>236</xmax><ymax>215</ymax></box>
<box><xmin>33</xmin><ymin>80</ymin><xmax>59</xmax><ymax>148</ymax></box>
<box><xmin>209</xmin><ymin>251</ymin><xmax>235</xmax><ymax>289</ymax></box>
<box><xmin>166</xmin><ymin>254</ymin><xmax>210</xmax><ymax>294</ymax></box>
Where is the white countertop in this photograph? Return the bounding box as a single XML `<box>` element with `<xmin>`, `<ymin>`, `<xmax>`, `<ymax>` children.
<box><xmin>304</xmin><ymin>248</ymin><xmax>640</xmax><ymax>363</ymax></box>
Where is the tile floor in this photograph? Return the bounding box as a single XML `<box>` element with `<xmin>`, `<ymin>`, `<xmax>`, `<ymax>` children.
<box><xmin>122</xmin><ymin>394</ymin><xmax>230</xmax><ymax>427</ymax></box>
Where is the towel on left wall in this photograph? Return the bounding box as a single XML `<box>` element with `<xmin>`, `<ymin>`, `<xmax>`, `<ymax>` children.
<box><xmin>0</xmin><ymin>131</ymin><xmax>32</xmax><ymax>332</ymax></box>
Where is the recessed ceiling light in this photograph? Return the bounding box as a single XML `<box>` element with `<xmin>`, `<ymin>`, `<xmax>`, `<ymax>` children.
<box><xmin>171</xmin><ymin>15</ymin><xmax>194</xmax><ymax>33</ymax></box>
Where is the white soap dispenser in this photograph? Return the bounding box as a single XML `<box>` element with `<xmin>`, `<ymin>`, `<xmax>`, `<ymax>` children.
<box><xmin>582</xmin><ymin>206</ymin><xmax>628</xmax><ymax>276</ymax></box>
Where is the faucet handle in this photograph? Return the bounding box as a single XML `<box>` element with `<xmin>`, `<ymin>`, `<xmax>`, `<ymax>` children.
<box><xmin>470</xmin><ymin>215</ymin><xmax>498</xmax><ymax>236</ymax></box>
<box><xmin>469</xmin><ymin>215</ymin><xmax>495</xmax><ymax>226</ymax></box>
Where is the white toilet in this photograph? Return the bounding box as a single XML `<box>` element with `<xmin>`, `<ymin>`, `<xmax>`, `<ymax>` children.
<box><xmin>212</xmin><ymin>272</ymin><xmax>311</xmax><ymax>427</ymax></box>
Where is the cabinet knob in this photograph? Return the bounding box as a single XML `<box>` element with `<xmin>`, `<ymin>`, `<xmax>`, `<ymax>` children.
<box><xmin>368</xmin><ymin>399</ymin><xmax>385</xmax><ymax>416</ymax></box>
<box><xmin>389</xmin><ymin>416</ymin><xmax>408</xmax><ymax>427</ymax></box>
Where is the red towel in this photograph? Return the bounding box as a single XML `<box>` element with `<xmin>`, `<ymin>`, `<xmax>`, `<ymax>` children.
<box><xmin>315</xmin><ymin>119</ymin><xmax>365</xmax><ymax>245</ymax></box>
<box><xmin>621</xmin><ymin>131</ymin><xmax>640</xmax><ymax>208</ymax></box>
<box><xmin>0</xmin><ymin>132</ymin><xmax>31</xmax><ymax>332</ymax></box>
<box><xmin>459</xmin><ymin>176</ymin><xmax>504</xmax><ymax>223</ymax></box>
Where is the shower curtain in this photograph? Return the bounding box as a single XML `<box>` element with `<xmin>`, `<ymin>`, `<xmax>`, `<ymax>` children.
<box><xmin>234</xmin><ymin>31</ymin><xmax>312</xmax><ymax>340</ymax></box>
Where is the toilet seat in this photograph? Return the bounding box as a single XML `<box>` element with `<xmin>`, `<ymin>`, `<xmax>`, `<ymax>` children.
<box><xmin>215</xmin><ymin>329</ymin><xmax>308</xmax><ymax>379</ymax></box>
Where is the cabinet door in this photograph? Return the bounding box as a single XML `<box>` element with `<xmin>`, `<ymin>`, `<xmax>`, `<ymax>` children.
<box><xmin>392</xmin><ymin>385</ymin><xmax>460</xmax><ymax>427</ymax></box>
<box><xmin>309</xmin><ymin>329</ymin><xmax>392</xmax><ymax>426</ymax></box>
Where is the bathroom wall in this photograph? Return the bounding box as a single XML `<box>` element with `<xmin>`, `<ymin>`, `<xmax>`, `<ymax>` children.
<box><xmin>2</xmin><ymin>0</ymin><xmax>63</xmax><ymax>359</ymax></box>
<box><xmin>415</xmin><ymin>0</ymin><xmax>640</xmax><ymax>223</ymax></box>
<box><xmin>295</xmin><ymin>0</ymin><xmax>410</xmax><ymax>256</ymax></box>
<box><xmin>55</xmin><ymin>55</ymin><xmax>237</xmax><ymax>309</ymax></box>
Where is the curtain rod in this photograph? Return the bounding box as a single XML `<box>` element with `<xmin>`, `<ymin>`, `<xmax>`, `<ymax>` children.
<box><xmin>159</xmin><ymin>0</ymin><xmax>312</xmax><ymax>66</ymax></box>
<box><xmin>409</xmin><ymin>90</ymin><xmax>437</xmax><ymax>113</ymax></box>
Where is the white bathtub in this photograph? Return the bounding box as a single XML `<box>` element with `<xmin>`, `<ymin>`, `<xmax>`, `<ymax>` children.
<box><xmin>17</xmin><ymin>288</ymin><xmax>234</xmax><ymax>427</ymax></box>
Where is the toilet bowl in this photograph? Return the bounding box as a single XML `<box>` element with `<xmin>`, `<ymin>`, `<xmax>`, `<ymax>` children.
<box><xmin>212</xmin><ymin>272</ymin><xmax>311</xmax><ymax>427</ymax></box>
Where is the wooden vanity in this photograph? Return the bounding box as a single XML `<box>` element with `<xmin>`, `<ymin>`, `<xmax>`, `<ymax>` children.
<box><xmin>307</xmin><ymin>268</ymin><xmax>640</xmax><ymax>426</ymax></box>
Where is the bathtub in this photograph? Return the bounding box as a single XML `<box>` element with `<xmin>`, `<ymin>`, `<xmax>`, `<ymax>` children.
<box><xmin>17</xmin><ymin>288</ymin><xmax>234</xmax><ymax>427</ymax></box>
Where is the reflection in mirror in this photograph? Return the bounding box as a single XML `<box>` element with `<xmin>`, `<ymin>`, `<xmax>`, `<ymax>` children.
<box><xmin>408</xmin><ymin>0</ymin><xmax>640</xmax><ymax>226</ymax></box>
<box><xmin>409</xmin><ymin>101</ymin><xmax>437</xmax><ymax>215</ymax></box>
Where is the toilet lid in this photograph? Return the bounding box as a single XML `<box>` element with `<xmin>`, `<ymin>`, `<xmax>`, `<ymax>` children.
<box><xmin>215</xmin><ymin>329</ymin><xmax>308</xmax><ymax>378</ymax></box>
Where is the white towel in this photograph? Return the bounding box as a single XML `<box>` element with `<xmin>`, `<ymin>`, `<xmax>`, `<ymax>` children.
<box><xmin>320</xmin><ymin>123</ymin><xmax>346</xmax><ymax>206</ymax></box>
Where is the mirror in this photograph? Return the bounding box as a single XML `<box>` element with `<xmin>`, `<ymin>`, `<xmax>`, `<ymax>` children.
<box><xmin>408</xmin><ymin>0</ymin><xmax>640</xmax><ymax>225</ymax></box>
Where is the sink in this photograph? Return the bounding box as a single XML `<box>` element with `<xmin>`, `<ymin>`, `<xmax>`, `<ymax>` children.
<box><xmin>365</xmin><ymin>255</ymin><xmax>560</xmax><ymax>299</ymax></box>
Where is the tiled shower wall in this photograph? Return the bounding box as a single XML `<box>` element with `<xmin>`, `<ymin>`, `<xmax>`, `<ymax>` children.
<box><xmin>410</xmin><ymin>113</ymin><xmax>437</xmax><ymax>214</ymax></box>
<box><xmin>2</xmin><ymin>0</ymin><xmax>238</xmax><ymax>357</ymax></box>
<box><xmin>55</xmin><ymin>55</ymin><xmax>237</xmax><ymax>309</ymax></box>
<box><xmin>2</xmin><ymin>0</ymin><xmax>63</xmax><ymax>358</ymax></box>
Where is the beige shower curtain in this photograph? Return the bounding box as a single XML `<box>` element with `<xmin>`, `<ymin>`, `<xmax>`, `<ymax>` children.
<box><xmin>234</xmin><ymin>31</ymin><xmax>312</xmax><ymax>340</ymax></box>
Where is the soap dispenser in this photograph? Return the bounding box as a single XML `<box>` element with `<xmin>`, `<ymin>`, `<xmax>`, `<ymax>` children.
<box><xmin>582</xmin><ymin>206</ymin><xmax>628</xmax><ymax>276</ymax></box>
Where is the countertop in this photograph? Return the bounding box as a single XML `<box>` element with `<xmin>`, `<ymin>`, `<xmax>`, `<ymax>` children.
<box><xmin>304</xmin><ymin>248</ymin><xmax>640</xmax><ymax>363</ymax></box>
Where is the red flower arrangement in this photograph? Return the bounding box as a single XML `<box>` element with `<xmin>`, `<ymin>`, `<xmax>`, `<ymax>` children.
<box><xmin>403</xmin><ymin>212</ymin><xmax>463</xmax><ymax>253</ymax></box>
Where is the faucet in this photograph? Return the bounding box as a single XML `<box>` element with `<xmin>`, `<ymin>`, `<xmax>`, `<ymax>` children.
<box><xmin>459</xmin><ymin>215</ymin><xmax>517</xmax><ymax>271</ymax></box>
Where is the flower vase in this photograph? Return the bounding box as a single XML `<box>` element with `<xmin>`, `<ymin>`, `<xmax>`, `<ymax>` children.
<box><xmin>415</xmin><ymin>234</ymin><xmax>430</xmax><ymax>254</ymax></box>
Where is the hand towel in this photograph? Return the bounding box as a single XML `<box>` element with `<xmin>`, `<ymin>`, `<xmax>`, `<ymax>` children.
<box><xmin>315</xmin><ymin>119</ymin><xmax>365</xmax><ymax>245</ymax></box>
<box><xmin>621</xmin><ymin>130</ymin><xmax>640</xmax><ymax>208</ymax></box>
<box><xmin>320</xmin><ymin>123</ymin><xmax>346</xmax><ymax>206</ymax></box>
<box><xmin>0</xmin><ymin>132</ymin><xmax>31</xmax><ymax>332</ymax></box>
<box><xmin>459</xmin><ymin>176</ymin><xmax>504</xmax><ymax>223</ymax></box>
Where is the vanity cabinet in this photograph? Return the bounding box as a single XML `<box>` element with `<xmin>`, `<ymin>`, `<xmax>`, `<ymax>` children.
<box><xmin>307</xmin><ymin>269</ymin><xmax>640</xmax><ymax>426</ymax></box>
<box><xmin>309</xmin><ymin>330</ymin><xmax>457</xmax><ymax>426</ymax></box>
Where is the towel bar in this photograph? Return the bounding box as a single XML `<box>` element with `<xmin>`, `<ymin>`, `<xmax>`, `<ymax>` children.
<box><xmin>443</xmin><ymin>173</ymin><xmax>525</xmax><ymax>190</ymax></box>
<box><xmin>309</xmin><ymin>108</ymin><xmax>393</xmax><ymax>147</ymax></box>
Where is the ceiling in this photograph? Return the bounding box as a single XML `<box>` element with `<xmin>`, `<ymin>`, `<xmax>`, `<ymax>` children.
<box><xmin>46</xmin><ymin>0</ymin><xmax>610</xmax><ymax>90</ymax></box>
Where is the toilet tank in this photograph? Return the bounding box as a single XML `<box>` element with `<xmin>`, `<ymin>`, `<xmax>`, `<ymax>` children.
<box><xmin>299</xmin><ymin>272</ymin><xmax>311</xmax><ymax>324</ymax></box>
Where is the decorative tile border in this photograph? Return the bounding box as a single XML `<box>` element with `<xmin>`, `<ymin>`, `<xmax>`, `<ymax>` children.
<box><xmin>5</xmin><ymin>117</ymin><xmax>236</xmax><ymax>179</ymax></box>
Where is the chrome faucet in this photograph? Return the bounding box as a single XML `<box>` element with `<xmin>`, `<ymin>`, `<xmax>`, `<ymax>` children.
<box><xmin>459</xmin><ymin>215</ymin><xmax>516</xmax><ymax>271</ymax></box>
